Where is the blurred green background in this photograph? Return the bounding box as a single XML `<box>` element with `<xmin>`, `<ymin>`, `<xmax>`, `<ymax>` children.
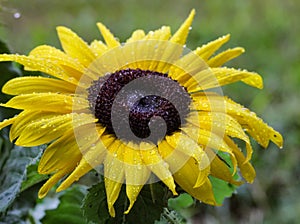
<box><xmin>0</xmin><ymin>0</ymin><xmax>299</xmax><ymax>223</ymax></box>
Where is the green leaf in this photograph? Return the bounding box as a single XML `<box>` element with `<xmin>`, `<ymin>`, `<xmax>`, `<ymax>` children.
<box><xmin>82</xmin><ymin>181</ymin><xmax>113</xmax><ymax>224</ymax></box>
<box><xmin>21</xmin><ymin>164</ymin><xmax>48</xmax><ymax>192</ymax></box>
<box><xmin>82</xmin><ymin>181</ymin><xmax>168</xmax><ymax>224</ymax></box>
<box><xmin>155</xmin><ymin>208</ymin><xmax>186</xmax><ymax>224</ymax></box>
<box><xmin>126</xmin><ymin>183</ymin><xmax>167</xmax><ymax>224</ymax></box>
<box><xmin>41</xmin><ymin>185</ymin><xmax>87</xmax><ymax>224</ymax></box>
<box><xmin>0</xmin><ymin>146</ymin><xmax>42</xmax><ymax>214</ymax></box>
<box><xmin>210</xmin><ymin>176</ymin><xmax>236</xmax><ymax>205</ymax></box>
<box><xmin>168</xmin><ymin>193</ymin><xmax>194</xmax><ymax>211</ymax></box>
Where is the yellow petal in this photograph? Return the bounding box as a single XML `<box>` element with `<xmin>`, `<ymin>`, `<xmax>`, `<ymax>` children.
<box><xmin>192</xmin><ymin>95</ymin><xmax>283</xmax><ymax>148</ymax></box>
<box><xmin>89</xmin><ymin>40</ymin><xmax>108</xmax><ymax>57</ymax></box>
<box><xmin>158</xmin><ymin>139</ymin><xmax>190</xmax><ymax>173</ymax></box>
<box><xmin>29</xmin><ymin>45</ymin><xmax>85</xmax><ymax>75</ymax></box>
<box><xmin>56</xmin><ymin>26</ymin><xmax>96</xmax><ymax>67</ymax></box>
<box><xmin>1</xmin><ymin>93</ymin><xmax>88</xmax><ymax>112</ymax></box>
<box><xmin>15</xmin><ymin>113</ymin><xmax>72</xmax><ymax>147</ymax></box>
<box><xmin>181</xmin><ymin>126</ymin><xmax>237</xmax><ymax>174</ymax></box>
<box><xmin>38</xmin><ymin>167</ymin><xmax>73</xmax><ymax>198</ymax></box>
<box><xmin>15</xmin><ymin>113</ymin><xmax>96</xmax><ymax>147</ymax></box>
<box><xmin>173</xmin><ymin>158</ymin><xmax>217</xmax><ymax>205</ymax></box>
<box><xmin>104</xmin><ymin>140</ymin><xmax>125</xmax><ymax>217</ymax></box>
<box><xmin>170</xmin><ymin>9</ymin><xmax>195</xmax><ymax>45</ymax></box>
<box><xmin>186</xmin><ymin>111</ymin><xmax>253</xmax><ymax>162</ymax></box>
<box><xmin>2</xmin><ymin>76</ymin><xmax>77</xmax><ymax>95</ymax></box>
<box><xmin>168</xmin><ymin>48</ymin><xmax>208</xmax><ymax>83</ymax></box>
<box><xmin>144</xmin><ymin>26</ymin><xmax>171</xmax><ymax>41</ymax></box>
<box><xmin>0</xmin><ymin>116</ymin><xmax>17</xmax><ymax>130</ymax></box>
<box><xmin>0</xmin><ymin>54</ymin><xmax>78</xmax><ymax>85</ymax></box>
<box><xmin>165</xmin><ymin>133</ymin><xmax>211</xmax><ymax>187</ymax></box>
<box><xmin>104</xmin><ymin>178</ymin><xmax>123</xmax><ymax>217</ymax></box>
<box><xmin>165</xmin><ymin>132</ymin><xmax>210</xmax><ymax>171</ymax></box>
<box><xmin>123</xmin><ymin>142</ymin><xmax>151</xmax><ymax>214</ymax></box>
<box><xmin>225</xmin><ymin>137</ymin><xmax>256</xmax><ymax>183</ymax></box>
<box><xmin>38</xmin><ymin>129</ymin><xmax>82</xmax><ymax>174</ymax></box>
<box><xmin>126</xmin><ymin>30</ymin><xmax>146</xmax><ymax>43</ymax></box>
<box><xmin>10</xmin><ymin>111</ymin><xmax>58</xmax><ymax>142</ymax></box>
<box><xmin>207</xmin><ymin>47</ymin><xmax>245</xmax><ymax>67</ymax></box>
<box><xmin>57</xmin><ymin>127</ymin><xmax>107</xmax><ymax>192</ymax></box>
<box><xmin>97</xmin><ymin>23</ymin><xmax>121</xmax><ymax>48</ymax></box>
<box><xmin>196</xmin><ymin>34</ymin><xmax>230</xmax><ymax>61</ymax></box>
<box><xmin>140</xmin><ymin>142</ymin><xmax>177</xmax><ymax>195</ymax></box>
<box><xmin>186</xmin><ymin>67</ymin><xmax>263</xmax><ymax>91</ymax></box>
<box><xmin>206</xmin><ymin>148</ymin><xmax>242</xmax><ymax>186</ymax></box>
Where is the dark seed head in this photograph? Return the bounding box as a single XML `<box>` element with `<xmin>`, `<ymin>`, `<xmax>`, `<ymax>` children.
<box><xmin>87</xmin><ymin>68</ymin><xmax>191</xmax><ymax>143</ymax></box>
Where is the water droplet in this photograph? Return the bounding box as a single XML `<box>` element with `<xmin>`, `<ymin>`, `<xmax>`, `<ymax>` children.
<box><xmin>14</xmin><ymin>12</ymin><xmax>21</xmax><ymax>19</ymax></box>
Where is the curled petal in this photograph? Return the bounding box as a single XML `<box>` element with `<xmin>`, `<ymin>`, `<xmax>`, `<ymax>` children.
<box><xmin>192</xmin><ymin>95</ymin><xmax>283</xmax><ymax>148</ymax></box>
<box><xmin>225</xmin><ymin>137</ymin><xmax>256</xmax><ymax>183</ymax></box>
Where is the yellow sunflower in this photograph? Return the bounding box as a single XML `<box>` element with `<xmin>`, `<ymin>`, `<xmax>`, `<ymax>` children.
<box><xmin>0</xmin><ymin>9</ymin><xmax>282</xmax><ymax>216</ymax></box>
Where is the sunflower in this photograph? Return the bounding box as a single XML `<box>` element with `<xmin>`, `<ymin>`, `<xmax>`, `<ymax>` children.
<box><xmin>0</xmin><ymin>9</ymin><xmax>283</xmax><ymax>216</ymax></box>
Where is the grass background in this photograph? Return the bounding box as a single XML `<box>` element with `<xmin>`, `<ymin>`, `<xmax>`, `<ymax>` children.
<box><xmin>0</xmin><ymin>0</ymin><xmax>299</xmax><ymax>223</ymax></box>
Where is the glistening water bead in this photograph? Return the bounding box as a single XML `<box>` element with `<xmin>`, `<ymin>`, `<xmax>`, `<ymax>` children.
<box><xmin>87</xmin><ymin>68</ymin><xmax>191</xmax><ymax>143</ymax></box>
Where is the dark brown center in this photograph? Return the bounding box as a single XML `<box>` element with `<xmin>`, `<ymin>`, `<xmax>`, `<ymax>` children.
<box><xmin>87</xmin><ymin>68</ymin><xmax>190</xmax><ymax>143</ymax></box>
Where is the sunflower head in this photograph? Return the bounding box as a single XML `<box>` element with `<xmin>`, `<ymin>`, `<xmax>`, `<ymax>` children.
<box><xmin>0</xmin><ymin>9</ymin><xmax>283</xmax><ymax>218</ymax></box>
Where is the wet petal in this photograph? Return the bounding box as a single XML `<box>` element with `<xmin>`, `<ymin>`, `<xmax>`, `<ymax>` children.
<box><xmin>57</xmin><ymin>127</ymin><xmax>108</xmax><ymax>192</ymax></box>
<box><xmin>0</xmin><ymin>116</ymin><xmax>17</xmax><ymax>130</ymax></box>
<box><xmin>0</xmin><ymin>54</ymin><xmax>79</xmax><ymax>84</ymax></box>
<box><xmin>1</xmin><ymin>93</ymin><xmax>88</xmax><ymax>112</ymax></box>
<box><xmin>165</xmin><ymin>132</ymin><xmax>209</xmax><ymax>169</ymax></box>
<box><xmin>173</xmin><ymin>158</ymin><xmax>217</xmax><ymax>205</ymax></box>
<box><xmin>170</xmin><ymin>9</ymin><xmax>195</xmax><ymax>45</ymax></box>
<box><xmin>97</xmin><ymin>23</ymin><xmax>121</xmax><ymax>48</ymax></box>
<box><xmin>57</xmin><ymin>26</ymin><xmax>96</xmax><ymax>67</ymax></box>
<box><xmin>192</xmin><ymin>95</ymin><xmax>283</xmax><ymax>148</ymax></box>
<box><xmin>15</xmin><ymin>113</ymin><xmax>96</xmax><ymax>147</ymax></box>
<box><xmin>186</xmin><ymin>67</ymin><xmax>263</xmax><ymax>91</ymax></box>
<box><xmin>168</xmin><ymin>48</ymin><xmax>208</xmax><ymax>83</ymax></box>
<box><xmin>104</xmin><ymin>140</ymin><xmax>125</xmax><ymax>217</ymax></box>
<box><xmin>10</xmin><ymin>111</ymin><xmax>58</xmax><ymax>142</ymax></box>
<box><xmin>89</xmin><ymin>40</ymin><xmax>108</xmax><ymax>57</ymax></box>
<box><xmin>140</xmin><ymin>142</ymin><xmax>177</xmax><ymax>195</ymax></box>
<box><xmin>186</xmin><ymin>111</ymin><xmax>253</xmax><ymax>162</ymax></box>
<box><xmin>126</xmin><ymin>30</ymin><xmax>146</xmax><ymax>43</ymax></box>
<box><xmin>196</xmin><ymin>34</ymin><xmax>230</xmax><ymax>61</ymax></box>
<box><xmin>207</xmin><ymin>47</ymin><xmax>245</xmax><ymax>67</ymax></box>
<box><xmin>2</xmin><ymin>76</ymin><xmax>77</xmax><ymax>95</ymax></box>
<box><xmin>123</xmin><ymin>142</ymin><xmax>151</xmax><ymax>214</ymax></box>
<box><xmin>225</xmin><ymin>137</ymin><xmax>256</xmax><ymax>183</ymax></box>
<box><xmin>29</xmin><ymin>45</ymin><xmax>85</xmax><ymax>75</ymax></box>
<box><xmin>38</xmin><ymin>129</ymin><xmax>82</xmax><ymax>174</ymax></box>
<box><xmin>181</xmin><ymin>125</ymin><xmax>237</xmax><ymax>174</ymax></box>
<box><xmin>206</xmin><ymin>148</ymin><xmax>242</xmax><ymax>185</ymax></box>
<box><xmin>38</xmin><ymin>167</ymin><xmax>74</xmax><ymax>198</ymax></box>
